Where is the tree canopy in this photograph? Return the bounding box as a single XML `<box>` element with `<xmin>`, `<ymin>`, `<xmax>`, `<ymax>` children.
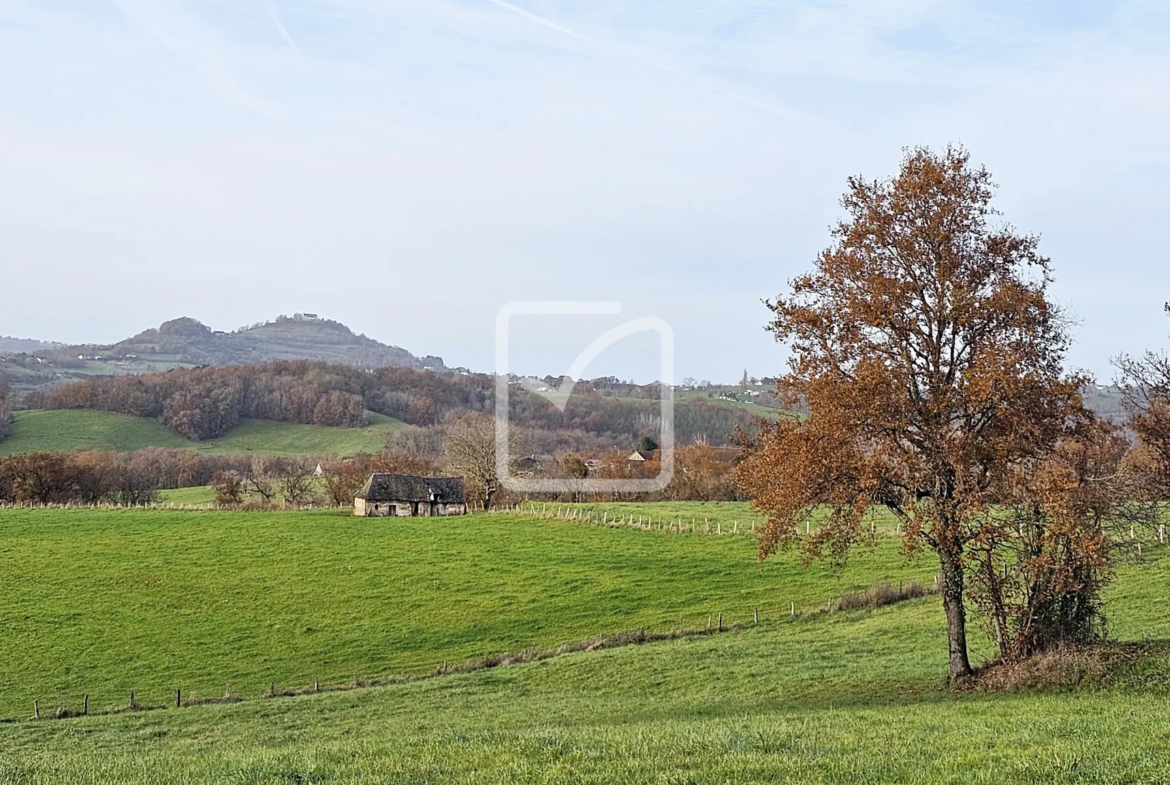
<box><xmin>735</xmin><ymin>146</ymin><xmax>1108</xmax><ymax>681</ymax></box>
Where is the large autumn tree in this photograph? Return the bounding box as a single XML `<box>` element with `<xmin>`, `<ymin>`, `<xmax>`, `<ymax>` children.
<box><xmin>735</xmin><ymin>146</ymin><xmax>1091</xmax><ymax>682</ymax></box>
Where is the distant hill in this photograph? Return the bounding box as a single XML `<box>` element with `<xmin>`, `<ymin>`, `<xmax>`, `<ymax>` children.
<box><xmin>0</xmin><ymin>314</ymin><xmax>445</xmax><ymax>392</ymax></box>
<box><xmin>0</xmin><ymin>336</ymin><xmax>58</xmax><ymax>353</ymax></box>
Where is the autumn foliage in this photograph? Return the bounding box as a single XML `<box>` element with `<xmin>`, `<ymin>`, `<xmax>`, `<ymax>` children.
<box><xmin>734</xmin><ymin>146</ymin><xmax>1115</xmax><ymax>681</ymax></box>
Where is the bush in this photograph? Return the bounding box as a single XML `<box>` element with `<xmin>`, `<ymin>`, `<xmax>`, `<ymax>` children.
<box><xmin>835</xmin><ymin>581</ymin><xmax>929</xmax><ymax>612</ymax></box>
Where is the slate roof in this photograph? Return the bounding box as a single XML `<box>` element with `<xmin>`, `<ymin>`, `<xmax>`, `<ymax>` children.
<box><xmin>355</xmin><ymin>474</ymin><xmax>466</xmax><ymax>504</ymax></box>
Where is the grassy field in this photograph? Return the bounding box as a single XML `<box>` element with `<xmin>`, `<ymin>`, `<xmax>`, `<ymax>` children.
<box><xmin>0</xmin><ymin>506</ymin><xmax>939</xmax><ymax>720</ymax></box>
<box><xmin>154</xmin><ymin>485</ymin><xmax>218</xmax><ymax>505</ymax></box>
<box><xmin>1</xmin><ymin>505</ymin><xmax>1169</xmax><ymax>782</ymax></box>
<box><xmin>0</xmin><ymin>410</ymin><xmax>192</xmax><ymax>454</ymax></box>
<box><xmin>673</xmin><ymin>388</ymin><xmax>782</xmax><ymax>419</ymax></box>
<box><xmin>0</xmin><ymin>409</ymin><xmax>405</xmax><ymax>457</ymax></box>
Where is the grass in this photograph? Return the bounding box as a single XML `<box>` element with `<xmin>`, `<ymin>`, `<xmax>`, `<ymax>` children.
<box><xmin>154</xmin><ymin>486</ymin><xmax>217</xmax><ymax>505</ymax></box>
<box><xmin>673</xmin><ymin>388</ymin><xmax>783</xmax><ymax>419</ymax></box>
<box><xmin>0</xmin><ymin>507</ymin><xmax>938</xmax><ymax>720</ymax></box>
<box><xmin>1</xmin><ymin>505</ymin><xmax>1169</xmax><ymax>782</ymax></box>
<box><xmin>523</xmin><ymin>500</ymin><xmax>907</xmax><ymax>536</ymax></box>
<box><xmin>0</xmin><ymin>577</ymin><xmax>1169</xmax><ymax>782</ymax></box>
<box><xmin>0</xmin><ymin>409</ymin><xmax>406</xmax><ymax>457</ymax></box>
<box><xmin>0</xmin><ymin>410</ymin><xmax>192</xmax><ymax>455</ymax></box>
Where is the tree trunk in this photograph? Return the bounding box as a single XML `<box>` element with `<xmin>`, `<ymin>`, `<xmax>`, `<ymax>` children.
<box><xmin>938</xmin><ymin>545</ymin><xmax>973</xmax><ymax>683</ymax></box>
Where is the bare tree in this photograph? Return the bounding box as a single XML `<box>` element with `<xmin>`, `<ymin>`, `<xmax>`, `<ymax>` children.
<box><xmin>244</xmin><ymin>456</ymin><xmax>277</xmax><ymax>505</ymax></box>
<box><xmin>276</xmin><ymin>456</ymin><xmax>318</xmax><ymax>507</ymax></box>
<box><xmin>443</xmin><ymin>412</ymin><xmax>523</xmax><ymax>510</ymax></box>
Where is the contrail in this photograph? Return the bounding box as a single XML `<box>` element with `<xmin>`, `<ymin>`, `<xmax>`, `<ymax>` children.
<box><xmin>109</xmin><ymin>0</ymin><xmax>285</xmax><ymax>118</ymax></box>
<box><xmin>263</xmin><ymin>0</ymin><xmax>301</xmax><ymax>57</ymax></box>
<box><xmin>482</xmin><ymin>0</ymin><xmax>781</xmax><ymax>114</ymax></box>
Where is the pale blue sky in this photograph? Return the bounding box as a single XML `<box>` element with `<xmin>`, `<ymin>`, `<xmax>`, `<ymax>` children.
<box><xmin>1</xmin><ymin>1</ymin><xmax>1167</xmax><ymax>382</ymax></box>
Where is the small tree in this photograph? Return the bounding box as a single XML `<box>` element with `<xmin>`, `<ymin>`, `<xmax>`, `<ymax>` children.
<box><xmin>967</xmin><ymin>417</ymin><xmax>1123</xmax><ymax>659</ymax></box>
<box><xmin>1117</xmin><ymin>305</ymin><xmax>1170</xmax><ymax>519</ymax></box>
<box><xmin>735</xmin><ymin>146</ymin><xmax>1101</xmax><ymax>682</ymax></box>
<box><xmin>322</xmin><ymin>460</ymin><xmax>368</xmax><ymax>507</ymax></box>
<box><xmin>212</xmin><ymin>471</ymin><xmax>245</xmax><ymax>506</ymax></box>
<box><xmin>276</xmin><ymin>457</ymin><xmax>318</xmax><ymax>507</ymax></box>
<box><xmin>562</xmin><ymin>455</ymin><xmax>588</xmax><ymax>480</ymax></box>
<box><xmin>243</xmin><ymin>456</ymin><xmax>276</xmax><ymax>505</ymax></box>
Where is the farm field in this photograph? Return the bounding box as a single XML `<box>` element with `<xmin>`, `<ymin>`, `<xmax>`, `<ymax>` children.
<box><xmin>0</xmin><ymin>505</ymin><xmax>940</xmax><ymax>720</ymax></box>
<box><xmin>673</xmin><ymin>387</ymin><xmax>782</xmax><ymax>419</ymax></box>
<box><xmin>0</xmin><ymin>409</ymin><xmax>406</xmax><ymax>457</ymax></box>
<box><xmin>0</xmin><ymin>525</ymin><xmax>1166</xmax><ymax>783</ymax></box>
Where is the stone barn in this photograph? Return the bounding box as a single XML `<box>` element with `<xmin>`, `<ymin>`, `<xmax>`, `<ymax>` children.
<box><xmin>353</xmin><ymin>473</ymin><xmax>468</xmax><ymax>517</ymax></box>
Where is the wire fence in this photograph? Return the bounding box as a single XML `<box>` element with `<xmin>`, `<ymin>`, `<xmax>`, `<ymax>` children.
<box><xmin>14</xmin><ymin>580</ymin><xmax>935</xmax><ymax>724</ymax></box>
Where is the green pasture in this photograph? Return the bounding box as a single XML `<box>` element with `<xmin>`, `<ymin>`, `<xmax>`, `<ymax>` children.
<box><xmin>0</xmin><ymin>410</ymin><xmax>405</xmax><ymax>457</ymax></box>
<box><xmin>154</xmin><ymin>486</ymin><xmax>218</xmax><ymax>505</ymax></box>
<box><xmin>0</xmin><ymin>506</ymin><xmax>938</xmax><ymax>720</ymax></box>
<box><xmin>673</xmin><ymin>388</ymin><xmax>782</xmax><ymax>419</ymax></box>
<box><xmin>0</xmin><ymin>504</ymin><xmax>1168</xmax><ymax>782</ymax></box>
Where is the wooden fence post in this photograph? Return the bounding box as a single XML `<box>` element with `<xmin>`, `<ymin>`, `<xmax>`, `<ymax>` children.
<box><xmin>33</xmin><ymin>700</ymin><xmax>39</xmax><ymax>720</ymax></box>
<box><xmin>83</xmin><ymin>694</ymin><xmax>88</xmax><ymax>716</ymax></box>
<box><xmin>129</xmin><ymin>691</ymin><xmax>136</xmax><ymax>710</ymax></box>
<box><xmin>790</xmin><ymin>602</ymin><xmax>795</xmax><ymax>618</ymax></box>
<box><xmin>754</xmin><ymin>607</ymin><xmax>759</xmax><ymax>624</ymax></box>
<box><xmin>717</xmin><ymin>613</ymin><xmax>723</xmax><ymax>632</ymax></box>
<box><xmin>176</xmin><ymin>689</ymin><xmax>182</xmax><ymax>708</ymax></box>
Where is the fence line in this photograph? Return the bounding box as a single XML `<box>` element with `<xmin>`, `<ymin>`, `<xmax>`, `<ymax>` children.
<box><xmin>489</xmin><ymin>502</ymin><xmax>764</xmax><ymax>537</ymax></box>
<box><xmin>14</xmin><ymin>579</ymin><xmax>940</xmax><ymax>724</ymax></box>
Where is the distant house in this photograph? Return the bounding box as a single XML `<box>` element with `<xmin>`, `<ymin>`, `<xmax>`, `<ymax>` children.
<box><xmin>354</xmin><ymin>473</ymin><xmax>467</xmax><ymax>517</ymax></box>
<box><xmin>628</xmin><ymin>447</ymin><xmax>739</xmax><ymax>465</ymax></box>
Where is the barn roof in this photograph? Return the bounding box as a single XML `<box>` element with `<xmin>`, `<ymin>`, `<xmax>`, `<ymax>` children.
<box><xmin>355</xmin><ymin>473</ymin><xmax>466</xmax><ymax>504</ymax></box>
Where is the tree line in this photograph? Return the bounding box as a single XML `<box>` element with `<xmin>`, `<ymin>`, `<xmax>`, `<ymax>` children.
<box><xmin>16</xmin><ymin>362</ymin><xmax>753</xmax><ymax>446</ymax></box>
<box><xmin>0</xmin><ymin>379</ymin><xmax>12</xmax><ymax>441</ymax></box>
<box><xmin>0</xmin><ymin>449</ymin><xmax>253</xmax><ymax>506</ymax></box>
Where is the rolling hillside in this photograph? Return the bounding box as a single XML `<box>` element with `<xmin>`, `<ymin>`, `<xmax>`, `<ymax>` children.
<box><xmin>0</xmin><ymin>410</ymin><xmax>406</xmax><ymax>457</ymax></box>
<box><xmin>0</xmin><ymin>505</ymin><xmax>939</xmax><ymax>719</ymax></box>
<box><xmin>0</xmin><ymin>505</ymin><xmax>1168</xmax><ymax>781</ymax></box>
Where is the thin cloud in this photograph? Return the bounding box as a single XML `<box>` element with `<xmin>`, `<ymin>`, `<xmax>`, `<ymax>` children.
<box><xmin>481</xmin><ymin>0</ymin><xmax>785</xmax><ymax>115</ymax></box>
<box><xmin>108</xmin><ymin>0</ymin><xmax>285</xmax><ymax>118</ymax></box>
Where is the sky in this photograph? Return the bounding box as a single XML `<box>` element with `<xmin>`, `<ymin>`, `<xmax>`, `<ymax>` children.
<box><xmin>1</xmin><ymin>0</ymin><xmax>1168</xmax><ymax>383</ymax></box>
